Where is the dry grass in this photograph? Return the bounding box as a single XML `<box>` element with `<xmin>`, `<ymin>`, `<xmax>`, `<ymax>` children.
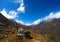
<box><xmin>0</xmin><ymin>26</ymin><xmax>59</xmax><ymax>42</ymax></box>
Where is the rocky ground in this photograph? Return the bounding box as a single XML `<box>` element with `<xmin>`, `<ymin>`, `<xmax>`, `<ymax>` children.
<box><xmin>0</xmin><ymin>26</ymin><xmax>59</xmax><ymax>42</ymax></box>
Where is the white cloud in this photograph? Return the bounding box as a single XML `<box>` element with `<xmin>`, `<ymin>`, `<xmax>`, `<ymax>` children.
<box><xmin>25</xmin><ymin>23</ymin><xmax>32</xmax><ymax>26</ymax></box>
<box><xmin>43</xmin><ymin>12</ymin><xmax>60</xmax><ymax>21</ymax></box>
<box><xmin>15</xmin><ymin>0</ymin><xmax>25</xmax><ymax>13</ymax></box>
<box><xmin>0</xmin><ymin>8</ymin><xmax>18</xmax><ymax>19</ymax></box>
<box><xmin>0</xmin><ymin>0</ymin><xmax>25</xmax><ymax>19</ymax></box>
<box><xmin>16</xmin><ymin>20</ymin><xmax>24</xmax><ymax>24</ymax></box>
<box><xmin>1</xmin><ymin>8</ymin><xmax>60</xmax><ymax>26</ymax></box>
<box><xmin>32</xmin><ymin>19</ymin><xmax>42</xmax><ymax>25</ymax></box>
<box><xmin>15</xmin><ymin>19</ymin><xmax>42</xmax><ymax>26</ymax></box>
<box><xmin>15</xmin><ymin>20</ymin><xmax>32</xmax><ymax>26</ymax></box>
<box><xmin>24</xmin><ymin>19</ymin><xmax>42</xmax><ymax>26</ymax></box>
<box><xmin>24</xmin><ymin>11</ymin><xmax>60</xmax><ymax>26</ymax></box>
<box><xmin>24</xmin><ymin>12</ymin><xmax>60</xmax><ymax>26</ymax></box>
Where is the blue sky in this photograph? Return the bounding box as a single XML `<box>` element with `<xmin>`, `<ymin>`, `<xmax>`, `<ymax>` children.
<box><xmin>0</xmin><ymin>0</ymin><xmax>60</xmax><ymax>26</ymax></box>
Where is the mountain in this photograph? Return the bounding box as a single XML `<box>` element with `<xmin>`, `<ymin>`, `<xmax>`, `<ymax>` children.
<box><xmin>27</xmin><ymin>18</ymin><xmax>60</xmax><ymax>42</ymax></box>
<box><xmin>0</xmin><ymin>13</ymin><xmax>60</xmax><ymax>42</ymax></box>
<box><xmin>0</xmin><ymin>13</ymin><xmax>40</xmax><ymax>42</ymax></box>
<box><xmin>0</xmin><ymin>13</ymin><xmax>11</xmax><ymax>26</ymax></box>
<box><xmin>0</xmin><ymin>13</ymin><xmax>23</xmax><ymax>28</ymax></box>
<box><xmin>30</xmin><ymin>18</ymin><xmax>60</xmax><ymax>33</ymax></box>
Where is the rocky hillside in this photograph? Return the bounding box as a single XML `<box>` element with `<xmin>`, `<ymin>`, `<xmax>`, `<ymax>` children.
<box><xmin>30</xmin><ymin>18</ymin><xmax>60</xmax><ymax>42</ymax></box>
<box><xmin>0</xmin><ymin>13</ymin><xmax>60</xmax><ymax>42</ymax></box>
<box><xmin>31</xmin><ymin>18</ymin><xmax>60</xmax><ymax>34</ymax></box>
